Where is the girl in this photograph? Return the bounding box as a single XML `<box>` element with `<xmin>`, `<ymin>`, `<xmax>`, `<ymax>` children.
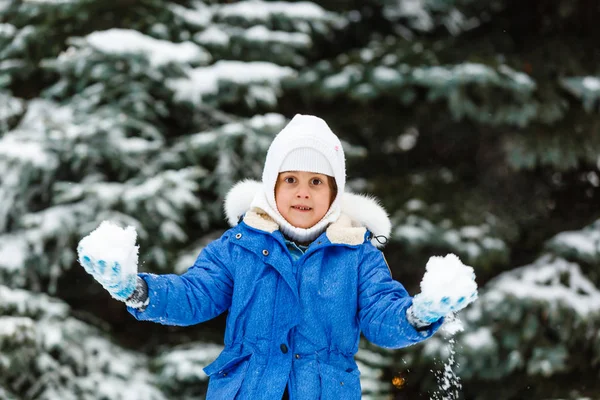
<box><xmin>78</xmin><ymin>114</ymin><xmax>475</xmax><ymax>399</ymax></box>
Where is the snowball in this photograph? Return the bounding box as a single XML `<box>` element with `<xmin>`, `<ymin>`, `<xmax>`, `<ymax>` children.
<box><xmin>77</xmin><ymin>221</ymin><xmax>139</xmax><ymax>276</ymax></box>
<box><xmin>420</xmin><ymin>253</ymin><xmax>478</xmax><ymax>302</ymax></box>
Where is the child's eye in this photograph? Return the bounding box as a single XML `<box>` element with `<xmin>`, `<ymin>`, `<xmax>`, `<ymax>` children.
<box><xmin>311</xmin><ymin>178</ymin><xmax>323</xmax><ymax>185</ymax></box>
<box><xmin>284</xmin><ymin>176</ymin><xmax>296</xmax><ymax>184</ymax></box>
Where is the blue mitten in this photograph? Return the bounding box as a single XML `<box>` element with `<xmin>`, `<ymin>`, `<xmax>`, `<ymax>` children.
<box><xmin>407</xmin><ymin>254</ymin><xmax>478</xmax><ymax>326</ymax></box>
<box><xmin>77</xmin><ymin>221</ymin><xmax>140</xmax><ymax>302</ymax></box>
<box><xmin>410</xmin><ymin>291</ymin><xmax>477</xmax><ymax>324</ymax></box>
<box><xmin>78</xmin><ymin>253</ymin><xmax>137</xmax><ymax>301</ymax></box>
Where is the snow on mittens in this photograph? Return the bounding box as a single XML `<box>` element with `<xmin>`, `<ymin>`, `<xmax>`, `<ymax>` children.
<box><xmin>77</xmin><ymin>221</ymin><xmax>139</xmax><ymax>301</ymax></box>
<box><xmin>411</xmin><ymin>253</ymin><xmax>478</xmax><ymax>324</ymax></box>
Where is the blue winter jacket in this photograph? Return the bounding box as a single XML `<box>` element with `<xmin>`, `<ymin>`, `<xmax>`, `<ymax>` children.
<box><xmin>128</xmin><ymin>198</ymin><xmax>441</xmax><ymax>399</ymax></box>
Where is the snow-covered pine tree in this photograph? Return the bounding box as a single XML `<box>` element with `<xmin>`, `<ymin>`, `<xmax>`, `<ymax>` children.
<box><xmin>0</xmin><ymin>285</ymin><xmax>166</xmax><ymax>399</ymax></box>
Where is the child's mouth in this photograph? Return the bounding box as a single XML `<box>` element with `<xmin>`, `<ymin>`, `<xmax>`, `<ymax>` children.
<box><xmin>292</xmin><ymin>206</ymin><xmax>312</xmax><ymax>211</ymax></box>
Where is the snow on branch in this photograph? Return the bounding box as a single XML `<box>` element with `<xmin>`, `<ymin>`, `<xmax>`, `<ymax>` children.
<box><xmin>169</xmin><ymin>61</ymin><xmax>296</xmax><ymax>108</ymax></box>
<box><xmin>489</xmin><ymin>255</ymin><xmax>600</xmax><ymax>317</ymax></box>
<box><xmin>83</xmin><ymin>29</ymin><xmax>211</xmax><ymax>68</ymax></box>
<box><xmin>215</xmin><ymin>0</ymin><xmax>336</xmax><ymax>24</ymax></box>
<box><xmin>154</xmin><ymin>342</ymin><xmax>223</xmax><ymax>394</ymax></box>
<box><xmin>560</xmin><ymin>76</ymin><xmax>600</xmax><ymax>112</ymax></box>
<box><xmin>0</xmin><ymin>91</ymin><xmax>24</xmax><ymax>126</ymax></box>
<box><xmin>546</xmin><ymin>218</ymin><xmax>600</xmax><ymax>266</ymax></box>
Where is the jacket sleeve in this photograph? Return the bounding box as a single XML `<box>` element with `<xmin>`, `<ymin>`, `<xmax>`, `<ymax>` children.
<box><xmin>357</xmin><ymin>244</ymin><xmax>442</xmax><ymax>348</ymax></box>
<box><xmin>127</xmin><ymin>233</ymin><xmax>234</xmax><ymax>326</ymax></box>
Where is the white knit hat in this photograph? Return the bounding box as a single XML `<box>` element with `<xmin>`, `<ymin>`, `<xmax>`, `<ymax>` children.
<box><xmin>279</xmin><ymin>147</ymin><xmax>334</xmax><ymax>176</ymax></box>
<box><xmin>251</xmin><ymin>114</ymin><xmax>346</xmax><ymax>243</ymax></box>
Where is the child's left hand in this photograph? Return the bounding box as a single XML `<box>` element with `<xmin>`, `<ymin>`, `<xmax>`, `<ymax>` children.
<box><xmin>408</xmin><ymin>254</ymin><xmax>478</xmax><ymax>325</ymax></box>
<box><xmin>410</xmin><ymin>290</ymin><xmax>477</xmax><ymax>324</ymax></box>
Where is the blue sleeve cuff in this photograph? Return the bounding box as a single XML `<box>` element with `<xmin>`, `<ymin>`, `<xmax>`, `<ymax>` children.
<box><xmin>125</xmin><ymin>276</ymin><xmax>149</xmax><ymax>310</ymax></box>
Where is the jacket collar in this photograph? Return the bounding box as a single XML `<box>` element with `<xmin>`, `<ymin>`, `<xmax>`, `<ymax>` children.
<box><xmin>224</xmin><ymin>180</ymin><xmax>392</xmax><ymax>248</ymax></box>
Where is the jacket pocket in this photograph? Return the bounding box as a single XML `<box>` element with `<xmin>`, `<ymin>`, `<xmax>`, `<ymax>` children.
<box><xmin>318</xmin><ymin>362</ymin><xmax>361</xmax><ymax>399</ymax></box>
<box><xmin>204</xmin><ymin>351</ymin><xmax>252</xmax><ymax>399</ymax></box>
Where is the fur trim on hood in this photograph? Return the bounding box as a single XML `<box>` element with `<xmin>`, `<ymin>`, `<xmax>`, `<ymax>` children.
<box><xmin>224</xmin><ymin>180</ymin><xmax>391</xmax><ymax>248</ymax></box>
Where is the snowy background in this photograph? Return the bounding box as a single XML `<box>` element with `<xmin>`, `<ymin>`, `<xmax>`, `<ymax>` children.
<box><xmin>1</xmin><ymin>0</ymin><xmax>600</xmax><ymax>399</ymax></box>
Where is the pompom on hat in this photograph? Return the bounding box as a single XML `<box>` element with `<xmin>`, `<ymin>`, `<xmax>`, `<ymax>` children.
<box><xmin>251</xmin><ymin>114</ymin><xmax>346</xmax><ymax>243</ymax></box>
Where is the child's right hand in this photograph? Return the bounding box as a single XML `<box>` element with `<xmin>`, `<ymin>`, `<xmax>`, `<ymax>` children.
<box><xmin>76</xmin><ymin>221</ymin><xmax>140</xmax><ymax>302</ymax></box>
<box><xmin>78</xmin><ymin>253</ymin><xmax>138</xmax><ymax>301</ymax></box>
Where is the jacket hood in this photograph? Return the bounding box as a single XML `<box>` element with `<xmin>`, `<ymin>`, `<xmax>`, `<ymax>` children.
<box><xmin>224</xmin><ymin>180</ymin><xmax>392</xmax><ymax>248</ymax></box>
<box><xmin>253</xmin><ymin>114</ymin><xmax>346</xmax><ymax>244</ymax></box>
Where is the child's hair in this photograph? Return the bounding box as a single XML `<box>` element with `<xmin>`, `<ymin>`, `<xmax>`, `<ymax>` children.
<box><xmin>327</xmin><ymin>176</ymin><xmax>338</xmax><ymax>206</ymax></box>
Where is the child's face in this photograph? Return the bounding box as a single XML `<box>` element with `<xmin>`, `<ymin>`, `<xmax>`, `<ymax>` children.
<box><xmin>275</xmin><ymin>171</ymin><xmax>333</xmax><ymax>229</ymax></box>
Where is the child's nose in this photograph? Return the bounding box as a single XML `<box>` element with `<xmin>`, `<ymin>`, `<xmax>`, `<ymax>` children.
<box><xmin>296</xmin><ymin>190</ymin><xmax>310</xmax><ymax>198</ymax></box>
<box><xmin>296</xmin><ymin>183</ymin><xmax>310</xmax><ymax>198</ymax></box>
